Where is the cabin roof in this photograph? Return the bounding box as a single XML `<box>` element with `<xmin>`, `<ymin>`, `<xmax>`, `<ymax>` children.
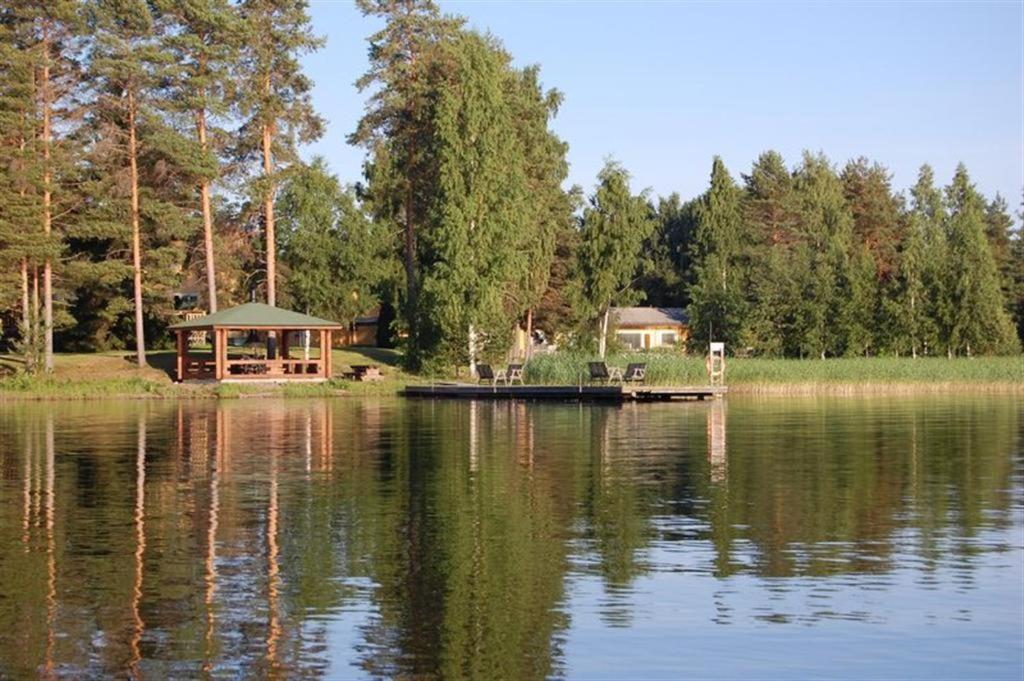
<box><xmin>611</xmin><ymin>306</ymin><xmax>689</xmax><ymax>328</ymax></box>
<box><xmin>168</xmin><ymin>303</ymin><xmax>343</xmax><ymax>330</ymax></box>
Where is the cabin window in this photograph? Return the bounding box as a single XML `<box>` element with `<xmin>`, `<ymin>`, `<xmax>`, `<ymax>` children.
<box><xmin>618</xmin><ymin>332</ymin><xmax>643</xmax><ymax>350</ymax></box>
<box><xmin>661</xmin><ymin>332</ymin><xmax>678</xmax><ymax>347</ymax></box>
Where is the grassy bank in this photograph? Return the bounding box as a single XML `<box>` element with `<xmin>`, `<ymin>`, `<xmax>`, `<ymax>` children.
<box><xmin>0</xmin><ymin>347</ymin><xmax>413</xmax><ymax>400</ymax></box>
<box><xmin>524</xmin><ymin>353</ymin><xmax>1024</xmax><ymax>394</ymax></box>
<box><xmin>1</xmin><ymin>350</ymin><xmax>1020</xmax><ymax>400</ymax></box>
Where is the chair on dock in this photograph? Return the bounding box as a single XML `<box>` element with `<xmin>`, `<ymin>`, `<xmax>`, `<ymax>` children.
<box><xmin>588</xmin><ymin>361</ymin><xmax>623</xmax><ymax>384</ymax></box>
<box><xmin>623</xmin><ymin>362</ymin><xmax>647</xmax><ymax>384</ymax></box>
<box><xmin>477</xmin><ymin>364</ymin><xmax>508</xmax><ymax>385</ymax></box>
<box><xmin>506</xmin><ymin>363</ymin><xmax>525</xmax><ymax>385</ymax></box>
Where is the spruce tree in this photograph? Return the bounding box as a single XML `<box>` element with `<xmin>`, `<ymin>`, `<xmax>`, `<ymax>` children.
<box><xmin>943</xmin><ymin>164</ymin><xmax>1019</xmax><ymax>354</ymax></box>
<box><xmin>791</xmin><ymin>152</ymin><xmax>855</xmax><ymax>358</ymax></box>
<box><xmin>984</xmin><ymin>194</ymin><xmax>1015</xmax><ymax>312</ymax></box>
<box><xmin>571</xmin><ymin>161</ymin><xmax>655</xmax><ymax>358</ymax></box>
<box><xmin>742</xmin><ymin>151</ymin><xmax>798</xmax><ymax>354</ymax></box>
<box><xmin>909</xmin><ymin>165</ymin><xmax>948</xmax><ymax>355</ymax></box>
<box><xmin>235</xmin><ymin>0</ymin><xmax>323</xmax><ymax>306</ymax></box>
<box><xmin>687</xmin><ymin>157</ymin><xmax>747</xmax><ymax>350</ymax></box>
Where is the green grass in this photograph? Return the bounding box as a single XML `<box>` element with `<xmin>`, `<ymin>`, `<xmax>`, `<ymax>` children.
<box><xmin>524</xmin><ymin>352</ymin><xmax>1024</xmax><ymax>392</ymax></box>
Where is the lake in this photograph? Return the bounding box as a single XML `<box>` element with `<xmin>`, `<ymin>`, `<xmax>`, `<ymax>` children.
<box><xmin>0</xmin><ymin>396</ymin><xmax>1021</xmax><ymax>679</ymax></box>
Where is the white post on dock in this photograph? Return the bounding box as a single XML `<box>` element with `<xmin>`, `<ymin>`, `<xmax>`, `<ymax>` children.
<box><xmin>708</xmin><ymin>342</ymin><xmax>725</xmax><ymax>388</ymax></box>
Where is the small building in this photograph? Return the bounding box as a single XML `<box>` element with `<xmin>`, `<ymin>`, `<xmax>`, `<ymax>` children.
<box><xmin>337</xmin><ymin>310</ymin><xmax>379</xmax><ymax>347</ymax></box>
<box><xmin>611</xmin><ymin>307</ymin><xmax>689</xmax><ymax>351</ymax></box>
<box><xmin>168</xmin><ymin>303</ymin><xmax>343</xmax><ymax>382</ymax></box>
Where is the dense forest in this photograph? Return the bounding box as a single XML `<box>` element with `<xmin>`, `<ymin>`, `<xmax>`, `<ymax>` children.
<box><xmin>1</xmin><ymin>0</ymin><xmax>1021</xmax><ymax>374</ymax></box>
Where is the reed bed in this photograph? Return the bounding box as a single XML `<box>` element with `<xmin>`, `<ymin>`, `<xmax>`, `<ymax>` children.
<box><xmin>524</xmin><ymin>353</ymin><xmax>1024</xmax><ymax>392</ymax></box>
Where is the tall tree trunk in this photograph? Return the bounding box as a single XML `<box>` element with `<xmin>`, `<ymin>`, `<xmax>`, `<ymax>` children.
<box><xmin>21</xmin><ymin>258</ymin><xmax>30</xmax><ymax>340</ymax></box>
<box><xmin>32</xmin><ymin>266</ymin><xmax>40</xmax><ymax>367</ymax></box>
<box><xmin>598</xmin><ymin>308</ymin><xmax>609</xmax><ymax>359</ymax></box>
<box><xmin>404</xmin><ymin>186</ymin><xmax>416</xmax><ymax>319</ymax></box>
<box><xmin>40</xmin><ymin>24</ymin><xmax>54</xmax><ymax>372</ymax></box>
<box><xmin>525</xmin><ymin>308</ymin><xmax>533</xmax><ymax>360</ymax></box>
<box><xmin>196</xmin><ymin>106</ymin><xmax>217</xmax><ymax>313</ymax></box>
<box><xmin>467</xmin><ymin>323</ymin><xmax>476</xmax><ymax>377</ymax></box>
<box><xmin>128</xmin><ymin>90</ymin><xmax>146</xmax><ymax>368</ymax></box>
<box><xmin>261</xmin><ymin>74</ymin><xmax>276</xmax><ymax>307</ymax></box>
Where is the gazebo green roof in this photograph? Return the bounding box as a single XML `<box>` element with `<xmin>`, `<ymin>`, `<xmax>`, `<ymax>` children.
<box><xmin>168</xmin><ymin>303</ymin><xmax>343</xmax><ymax>330</ymax></box>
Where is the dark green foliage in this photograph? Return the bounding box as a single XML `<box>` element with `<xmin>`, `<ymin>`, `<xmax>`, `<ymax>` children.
<box><xmin>943</xmin><ymin>165</ymin><xmax>1018</xmax><ymax>355</ymax></box>
<box><xmin>687</xmin><ymin>158</ymin><xmax>746</xmax><ymax>349</ymax></box>
<box><xmin>570</xmin><ymin>161</ymin><xmax>656</xmax><ymax>357</ymax></box>
<box><xmin>277</xmin><ymin>158</ymin><xmax>392</xmax><ymax>324</ymax></box>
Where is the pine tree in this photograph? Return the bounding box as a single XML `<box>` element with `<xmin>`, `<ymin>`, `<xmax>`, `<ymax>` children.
<box><xmin>841</xmin><ymin>158</ymin><xmax>902</xmax><ymax>280</ymax></box>
<box><xmin>85</xmin><ymin>0</ymin><xmax>159</xmax><ymax>366</ymax></box>
<box><xmin>157</xmin><ymin>0</ymin><xmax>240</xmax><ymax>314</ymax></box>
<box><xmin>687</xmin><ymin>157</ymin><xmax>747</xmax><ymax>350</ymax></box>
<box><xmin>0</xmin><ymin>6</ymin><xmax>43</xmax><ymax>367</ymax></box>
<box><xmin>571</xmin><ymin>161</ymin><xmax>655</xmax><ymax>358</ymax></box>
<box><xmin>2</xmin><ymin>2</ymin><xmax>85</xmax><ymax>371</ymax></box>
<box><xmin>84</xmin><ymin>0</ymin><xmax>193</xmax><ymax>361</ymax></box>
<box><xmin>236</xmin><ymin>0</ymin><xmax>323</xmax><ymax>306</ymax></box>
<box><xmin>943</xmin><ymin>164</ymin><xmax>1019</xmax><ymax>355</ymax></box>
<box><xmin>350</xmin><ymin>0</ymin><xmax>461</xmax><ymax>331</ymax></box>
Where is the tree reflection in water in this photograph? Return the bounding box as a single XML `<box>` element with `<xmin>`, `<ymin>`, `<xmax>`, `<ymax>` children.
<box><xmin>0</xmin><ymin>396</ymin><xmax>1019</xmax><ymax>678</ymax></box>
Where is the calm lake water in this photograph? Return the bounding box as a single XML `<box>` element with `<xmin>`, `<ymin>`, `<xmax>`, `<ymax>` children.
<box><xmin>0</xmin><ymin>396</ymin><xmax>1021</xmax><ymax>679</ymax></box>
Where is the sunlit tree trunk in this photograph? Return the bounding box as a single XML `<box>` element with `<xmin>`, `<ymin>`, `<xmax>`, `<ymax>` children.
<box><xmin>128</xmin><ymin>89</ymin><xmax>146</xmax><ymax>368</ymax></box>
<box><xmin>40</xmin><ymin>21</ymin><xmax>54</xmax><ymax>372</ymax></box>
<box><xmin>196</xmin><ymin>103</ymin><xmax>217</xmax><ymax>313</ymax></box>
<box><xmin>598</xmin><ymin>308</ymin><xmax>609</xmax><ymax>359</ymax></box>
<box><xmin>261</xmin><ymin>74</ymin><xmax>276</xmax><ymax>307</ymax></box>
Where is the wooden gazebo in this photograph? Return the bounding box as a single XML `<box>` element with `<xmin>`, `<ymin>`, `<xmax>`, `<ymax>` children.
<box><xmin>168</xmin><ymin>303</ymin><xmax>343</xmax><ymax>382</ymax></box>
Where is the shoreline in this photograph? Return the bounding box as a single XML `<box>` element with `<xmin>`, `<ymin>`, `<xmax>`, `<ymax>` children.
<box><xmin>2</xmin><ymin>378</ymin><xmax>1020</xmax><ymax>402</ymax></box>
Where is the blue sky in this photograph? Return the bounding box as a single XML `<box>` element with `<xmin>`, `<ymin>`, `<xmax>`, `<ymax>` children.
<box><xmin>303</xmin><ymin>0</ymin><xmax>1023</xmax><ymax>213</ymax></box>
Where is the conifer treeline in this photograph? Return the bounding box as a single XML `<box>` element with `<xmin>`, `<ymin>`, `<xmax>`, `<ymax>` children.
<box><xmin>675</xmin><ymin>153</ymin><xmax>1022</xmax><ymax>357</ymax></box>
<box><xmin>1</xmin><ymin>0</ymin><xmax>1021</xmax><ymax>374</ymax></box>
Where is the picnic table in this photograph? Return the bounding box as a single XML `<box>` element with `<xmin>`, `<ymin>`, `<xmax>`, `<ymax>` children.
<box><xmin>345</xmin><ymin>364</ymin><xmax>384</xmax><ymax>382</ymax></box>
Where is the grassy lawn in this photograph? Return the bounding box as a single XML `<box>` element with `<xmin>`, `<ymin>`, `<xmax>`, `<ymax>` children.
<box><xmin>0</xmin><ymin>346</ymin><xmax>413</xmax><ymax>399</ymax></box>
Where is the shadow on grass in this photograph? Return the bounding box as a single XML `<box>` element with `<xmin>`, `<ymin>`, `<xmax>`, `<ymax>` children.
<box><xmin>139</xmin><ymin>350</ymin><xmax>178</xmax><ymax>381</ymax></box>
<box><xmin>335</xmin><ymin>346</ymin><xmax>403</xmax><ymax>368</ymax></box>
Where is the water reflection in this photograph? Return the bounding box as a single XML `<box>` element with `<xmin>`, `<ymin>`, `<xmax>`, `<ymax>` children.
<box><xmin>0</xmin><ymin>396</ymin><xmax>1020</xmax><ymax>678</ymax></box>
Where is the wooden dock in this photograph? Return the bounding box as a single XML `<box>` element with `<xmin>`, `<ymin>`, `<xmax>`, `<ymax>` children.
<box><xmin>400</xmin><ymin>383</ymin><xmax>727</xmax><ymax>402</ymax></box>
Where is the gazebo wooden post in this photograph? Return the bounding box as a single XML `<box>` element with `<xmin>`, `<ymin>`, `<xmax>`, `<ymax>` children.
<box><xmin>176</xmin><ymin>330</ymin><xmax>184</xmax><ymax>382</ymax></box>
<box><xmin>214</xmin><ymin>328</ymin><xmax>224</xmax><ymax>380</ymax></box>
<box><xmin>325</xmin><ymin>329</ymin><xmax>333</xmax><ymax>378</ymax></box>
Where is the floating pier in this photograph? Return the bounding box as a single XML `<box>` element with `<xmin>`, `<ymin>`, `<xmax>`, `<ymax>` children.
<box><xmin>400</xmin><ymin>383</ymin><xmax>727</xmax><ymax>402</ymax></box>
